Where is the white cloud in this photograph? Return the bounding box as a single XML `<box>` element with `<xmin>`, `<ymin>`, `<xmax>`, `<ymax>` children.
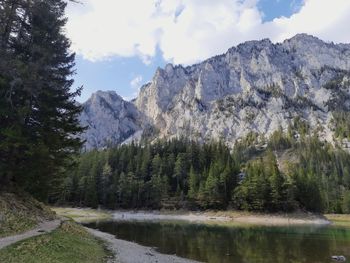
<box><xmin>126</xmin><ymin>75</ymin><xmax>143</xmax><ymax>100</ymax></box>
<box><xmin>130</xmin><ymin>75</ymin><xmax>143</xmax><ymax>90</ymax></box>
<box><xmin>120</xmin><ymin>75</ymin><xmax>143</xmax><ymax>101</ymax></box>
<box><xmin>268</xmin><ymin>0</ymin><xmax>350</xmax><ymax>43</ymax></box>
<box><xmin>66</xmin><ymin>0</ymin><xmax>350</xmax><ymax>65</ymax></box>
<box><xmin>66</xmin><ymin>0</ymin><xmax>159</xmax><ymax>61</ymax></box>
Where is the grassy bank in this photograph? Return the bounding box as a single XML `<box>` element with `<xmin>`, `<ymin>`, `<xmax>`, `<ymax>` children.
<box><xmin>0</xmin><ymin>221</ymin><xmax>112</xmax><ymax>263</ymax></box>
<box><xmin>325</xmin><ymin>214</ymin><xmax>350</xmax><ymax>227</ymax></box>
<box><xmin>52</xmin><ymin>207</ymin><xmax>112</xmax><ymax>223</ymax></box>
<box><xmin>0</xmin><ymin>191</ymin><xmax>55</xmax><ymax>238</ymax></box>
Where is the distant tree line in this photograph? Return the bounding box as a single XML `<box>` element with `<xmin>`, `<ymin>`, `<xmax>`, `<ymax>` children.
<box><xmin>0</xmin><ymin>0</ymin><xmax>83</xmax><ymax>200</ymax></box>
<box><xmin>61</xmin><ymin>126</ymin><xmax>350</xmax><ymax>213</ymax></box>
<box><xmin>60</xmin><ymin>139</ymin><xmax>238</xmax><ymax>209</ymax></box>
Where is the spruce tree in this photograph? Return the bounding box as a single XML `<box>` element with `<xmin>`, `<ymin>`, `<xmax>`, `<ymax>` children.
<box><xmin>0</xmin><ymin>0</ymin><xmax>84</xmax><ymax>199</ymax></box>
<box><xmin>188</xmin><ymin>166</ymin><xmax>198</xmax><ymax>199</ymax></box>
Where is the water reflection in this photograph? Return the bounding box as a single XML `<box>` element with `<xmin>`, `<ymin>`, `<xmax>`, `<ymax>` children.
<box><xmin>86</xmin><ymin>220</ymin><xmax>350</xmax><ymax>263</ymax></box>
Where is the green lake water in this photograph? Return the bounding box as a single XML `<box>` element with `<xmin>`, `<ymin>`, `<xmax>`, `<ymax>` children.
<box><xmin>86</xmin><ymin>220</ymin><xmax>350</xmax><ymax>263</ymax></box>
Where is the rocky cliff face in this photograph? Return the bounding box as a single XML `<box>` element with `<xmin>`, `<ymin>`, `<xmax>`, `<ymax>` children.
<box><xmin>79</xmin><ymin>91</ymin><xmax>143</xmax><ymax>150</ymax></box>
<box><xmin>80</xmin><ymin>34</ymin><xmax>350</xmax><ymax>149</ymax></box>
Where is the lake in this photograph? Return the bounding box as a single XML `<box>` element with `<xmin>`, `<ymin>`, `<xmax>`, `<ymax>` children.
<box><xmin>86</xmin><ymin>220</ymin><xmax>350</xmax><ymax>263</ymax></box>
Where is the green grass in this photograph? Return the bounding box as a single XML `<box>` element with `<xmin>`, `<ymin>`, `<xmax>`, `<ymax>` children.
<box><xmin>0</xmin><ymin>221</ymin><xmax>112</xmax><ymax>263</ymax></box>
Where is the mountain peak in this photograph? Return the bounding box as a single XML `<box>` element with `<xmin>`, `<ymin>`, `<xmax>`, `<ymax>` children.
<box><xmin>80</xmin><ymin>90</ymin><xmax>143</xmax><ymax>150</ymax></box>
<box><xmin>285</xmin><ymin>33</ymin><xmax>325</xmax><ymax>46</ymax></box>
<box><xmin>91</xmin><ymin>90</ymin><xmax>123</xmax><ymax>101</ymax></box>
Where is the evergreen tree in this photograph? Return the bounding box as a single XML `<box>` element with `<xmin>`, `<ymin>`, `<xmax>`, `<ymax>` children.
<box><xmin>62</xmin><ymin>135</ymin><xmax>350</xmax><ymax>213</ymax></box>
<box><xmin>204</xmin><ymin>163</ymin><xmax>221</xmax><ymax>205</ymax></box>
<box><xmin>188</xmin><ymin>166</ymin><xmax>198</xmax><ymax>199</ymax></box>
<box><xmin>0</xmin><ymin>0</ymin><xmax>83</xmax><ymax>200</ymax></box>
<box><xmin>266</xmin><ymin>151</ymin><xmax>285</xmax><ymax>211</ymax></box>
<box><xmin>174</xmin><ymin>153</ymin><xmax>188</xmax><ymax>194</ymax></box>
<box><xmin>100</xmin><ymin>162</ymin><xmax>112</xmax><ymax>205</ymax></box>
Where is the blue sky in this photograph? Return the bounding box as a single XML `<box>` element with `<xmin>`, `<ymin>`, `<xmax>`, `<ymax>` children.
<box><xmin>66</xmin><ymin>0</ymin><xmax>349</xmax><ymax>102</ymax></box>
<box><xmin>73</xmin><ymin>51</ymin><xmax>166</xmax><ymax>101</ymax></box>
<box><xmin>258</xmin><ymin>0</ymin><xmax>303</xmax><ymax>22</ymax></box>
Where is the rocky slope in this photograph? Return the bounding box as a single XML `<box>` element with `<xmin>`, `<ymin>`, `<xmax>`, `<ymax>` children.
<box><xmin>80</xmin><ymin>34</ymin><xmax>350</xmax><ymax>149</ymax></box>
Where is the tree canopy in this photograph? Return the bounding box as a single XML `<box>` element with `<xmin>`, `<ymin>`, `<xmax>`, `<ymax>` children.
<box><xmin>61</xmin><ymin>132</ymin><xmax>350</xmax><ymax>213</ymax></box>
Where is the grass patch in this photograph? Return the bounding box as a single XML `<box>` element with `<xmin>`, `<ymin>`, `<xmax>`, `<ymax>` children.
<box><xmin>0</xmin><ymin>221</ymin><xmax>112</xmax><ymax>263</ymax></box>
<box><xmin>0</xmin><ymin>191</ymin><xmax>55</xmax><ymax>238</ymax></box>
<box><xmin>325</xmin><ymin>214</ymin><xmax>350</xmax><ymax>227</ymax></box>
<box><xmin>52</xmin><ymin>207</ymin><xmax>112</xmax><ymax>223</ymax></box>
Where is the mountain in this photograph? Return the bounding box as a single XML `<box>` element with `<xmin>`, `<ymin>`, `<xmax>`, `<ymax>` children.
<box><xmin>80</xmin><ymin>34</ymin><xmax>350</xmax><ymax>149</ymax></box>
<box><xmin>79</xmin><ymin>91</ymin><xmax>143</xmax><ymax>150</ymax></box>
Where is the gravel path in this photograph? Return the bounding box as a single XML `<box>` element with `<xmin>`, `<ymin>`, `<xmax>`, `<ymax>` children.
<box><xmin>0</xmin><ymin>220</ymin><xmax>61</xmax><ymax>250</ymax></box>
<box><xmin>85</xmin><ymin>227</ymin><xmax>202</xmax><ymax>263</ymax></box>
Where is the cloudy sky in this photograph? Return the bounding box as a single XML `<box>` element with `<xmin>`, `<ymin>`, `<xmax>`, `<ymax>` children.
<box><xmin>65</xmin><ymin>0</ymin><xmax>350</xmax><ymax>102</ymax></box>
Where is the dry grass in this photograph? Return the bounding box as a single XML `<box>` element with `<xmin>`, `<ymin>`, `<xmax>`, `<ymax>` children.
<box><xmin>325</xmin><ymin>214</ymin><xmax>350</xmax><ymax>227</ymax></box>
<box><xmin>52</xmin><ymin>207</ymin><xmax>112</xmax><ymax>223</ymax></box>
<box><xmin>0</xmin><ymin>191</ymin><xmax>55</xmax><ymax>237</ymax></box>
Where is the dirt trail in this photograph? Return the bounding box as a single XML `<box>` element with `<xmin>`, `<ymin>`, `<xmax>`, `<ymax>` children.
<box><xmin>0</xmin><ymin>220</ymin><xmax>61</xmax><ymax>249</ymax></box>
<box><xmin>86</xmin><ymin>227</ymin><xmax>201</xmax><ymax>263</ymax></box>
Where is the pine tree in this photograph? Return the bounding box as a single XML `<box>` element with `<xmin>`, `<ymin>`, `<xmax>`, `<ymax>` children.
<box><xmin>174</xmin><ymin>153</ymin><xmax>187</xmax><ymax>194</ymax></box>
<box><xmin>100</xmin><ymin>162</ymin><xmax>112</xmax><ymax>205</ymax></box>
<box><xmin>118</xmin><ymin>172</ymin><xmax>131</xmax><ymax>207</ymax></box>
<box><xmin>188</xmin><ymin>166</ymin><xmax>198</xmax><ymax>199</ymax></box>
<box><xmin>85</xmin><ymin>164</ymin><xmax>98</xmax><ymax>208</ymax></box>
<box><xmin>151</xmin><ymin>154</ymin><xmax>162</xmax><ymax>176</ymax></box>
<box><xmin>149</xmin><ymin>173</ymin><xmax>167</xmax><ymax>207</ymax></box>
<box><xmin>205</xmin><ymin>163</ymin><xmax>221</xmax><ymax>203</ymax></box>
<box><xmin>266</xmin><ymin>151</ymin><xmax>285</xmax><ymax>211</ymax></box>
<box><xmin>0</xmin><ymin>0</ymin><xmax>84</xmax><ymax>200</ymax></box>
<box><xmin>220</xmin><ymin>160</ymin><xmax>237</xmax><ymax>205</ymax></box>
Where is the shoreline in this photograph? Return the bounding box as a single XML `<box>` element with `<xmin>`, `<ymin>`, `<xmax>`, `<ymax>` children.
<box><xmin>52</xmin><ymin>208</ymin><xmax>342</xmax><ymax>263</ymax></box>
<box><xmin>110</xmin><ymin>210</ymin><xmax>331</xmax><ymax>226</ymax></box>
<box><xmin>85</xmin><ymin>227</ymin><xmax>201</xmax><ymax>263</ymax></box>
<box><xmin>53</xmin><ymin>207</ymin><xmax>331</xmax><ymax>226</ymax></box>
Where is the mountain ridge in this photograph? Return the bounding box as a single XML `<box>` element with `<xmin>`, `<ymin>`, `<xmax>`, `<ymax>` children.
<box><xmin>79</xmin><ymin>34</ymin><xmax>350</xmax><ymax>150</ymax></box>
